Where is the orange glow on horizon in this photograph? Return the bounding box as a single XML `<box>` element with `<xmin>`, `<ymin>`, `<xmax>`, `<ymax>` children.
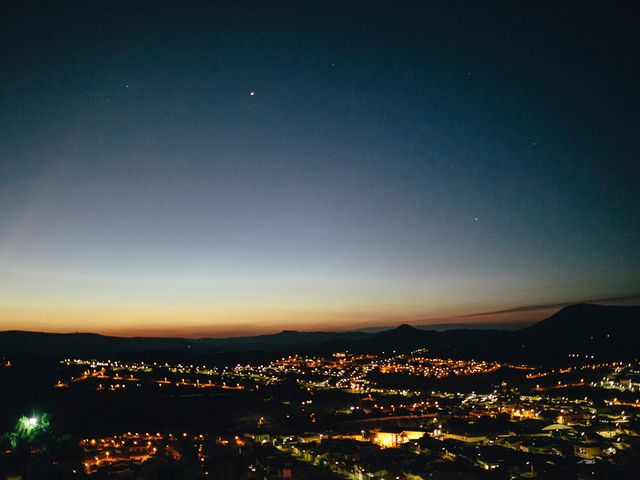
<box><xmin>0</xmin><ymin>301</ymin><xmax>545</xmax><ymax>338</ymax></box>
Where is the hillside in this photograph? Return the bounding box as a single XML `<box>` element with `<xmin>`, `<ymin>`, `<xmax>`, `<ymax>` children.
<box><xmin>0</xmin><ymin>304</ymin><xmax>638</xmax><ymax>360</ymax></box>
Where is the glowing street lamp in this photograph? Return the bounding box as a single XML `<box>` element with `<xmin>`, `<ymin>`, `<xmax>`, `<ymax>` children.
<box><xmin>17</xmin><ymin>415</ymin><xmax>39</xmax><ymax>432</ymax></box>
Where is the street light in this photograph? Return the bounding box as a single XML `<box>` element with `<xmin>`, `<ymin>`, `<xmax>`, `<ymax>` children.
<box><xmin>526</xmin><ymin>461</ymin><xmax>534</xmax><ymax>476</ymax></box>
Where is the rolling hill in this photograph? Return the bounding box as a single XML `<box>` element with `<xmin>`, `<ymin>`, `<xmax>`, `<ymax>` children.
<box><xmin>0</xmin><ymin>303</ymin><xmax>638</xmax><ymax>361</ymax></box>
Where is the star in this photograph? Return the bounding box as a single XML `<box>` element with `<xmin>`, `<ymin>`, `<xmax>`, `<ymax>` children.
<box><xmin>249</xmin><ymin>91</ymin><xmax>255</xmax><ymax>96</ymax></box>
<box><xmin>474</xmin><ymin>217</ymin><xmax>478</xmax><ymax>222</ymax></box>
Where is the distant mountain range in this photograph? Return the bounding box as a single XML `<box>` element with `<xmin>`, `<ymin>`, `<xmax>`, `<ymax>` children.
<box><xmin>0</xmin><ymin>304</ymin><xmax>638</xmax><ymax>361</ymax></box>
<box><xmin>197</xmin><ymin>329</ymin><xmax>369</xmax><ymax>347</ymax></box>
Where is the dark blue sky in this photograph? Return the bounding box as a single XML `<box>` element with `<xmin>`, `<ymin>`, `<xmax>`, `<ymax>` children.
<box><xmin>1</xmin><ymin>1</ymin><xmax>638</xmax><ymax>335</ymax></box>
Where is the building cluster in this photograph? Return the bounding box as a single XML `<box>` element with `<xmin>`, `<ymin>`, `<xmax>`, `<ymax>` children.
<box><xmin>79</xmin><ymin>432</ymin><xmax>184</xmax><ymax>475</ymax></box>
<box><xmin>59</xmin><ymin>351</ymin><xmax>529</xmax><ymax>399</ymax></box>
<box><xmin>60</xmin><ymin>354</ymin><xmax>640</xmax><ymax>479</ymax></box>
<box><xmin>243</xmin><ymin>374</ymin><xmax>640</xmax><ymax>479</ymax></box>
<box><xmin>379</xmin><ymin>354</ymin><xmax>501</xmax><ymax>378</ymax></box>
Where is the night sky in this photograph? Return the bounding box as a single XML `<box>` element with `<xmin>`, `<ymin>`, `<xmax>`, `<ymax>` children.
<box><xmin>1</xmin><ymin>1</ymin><xmax>638</xmax><ymax>336</ymax></box>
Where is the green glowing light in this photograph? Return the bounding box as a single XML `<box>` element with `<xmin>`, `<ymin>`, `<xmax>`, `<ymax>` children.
<box><xmin>18</xmin><ymin>415</ymin><xmax>39</xmax><ymax>432</ymax></box>
<box><xmin>4</xmin><ymin>414</ymin><xmax>50</xmax><ymax>449</ymax></box>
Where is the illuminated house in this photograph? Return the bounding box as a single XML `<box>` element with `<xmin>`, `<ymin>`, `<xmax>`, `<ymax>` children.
<box><xmin>372</xmin><ymin>430</ymin><xmax>424</xmax><ymax>448</ymax></box>
<box><xmin>574</xmin><ymin>439</ymin><xmax>602</xmax><ymax>459</ymax></box>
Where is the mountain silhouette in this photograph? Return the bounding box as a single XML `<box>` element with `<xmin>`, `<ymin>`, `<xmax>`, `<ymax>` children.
<box><xmin>514</xmin><ymin>304</ymin><xmax>640</xmax><ymax>359</ymax></box>
<box><xmin>0</xmin><ymin>303</ymin><xmax>638</xmax><ymax>360</ymax></box>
